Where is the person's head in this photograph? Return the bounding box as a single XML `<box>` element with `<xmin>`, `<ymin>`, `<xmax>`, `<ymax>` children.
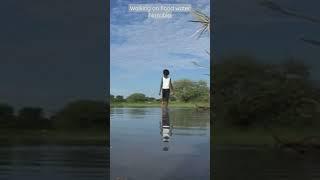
<box><xmin>163</xmin><ymin>69</ymin><xmax>170</xmax><ymax>77</ymax></box>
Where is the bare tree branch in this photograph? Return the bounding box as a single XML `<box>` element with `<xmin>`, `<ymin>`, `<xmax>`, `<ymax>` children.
<box><xmin>191</xmin><ymin>61</ymin><xmax>209</xmax><ymax>69</ymax></box>
<box><xmin>205</xmin><ymin>49</ymin><xmax>210</xmax><ymax>56</ymax></box>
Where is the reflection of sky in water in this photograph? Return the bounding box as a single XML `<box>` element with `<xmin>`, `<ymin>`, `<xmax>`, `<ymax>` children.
<box><xmin>111</xmin><ymin>108</ymin><xmax>210</xmax><ymax>180</ymax></box>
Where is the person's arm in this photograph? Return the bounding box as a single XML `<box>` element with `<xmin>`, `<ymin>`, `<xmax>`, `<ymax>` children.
<box><xmin>159</xmin><ymin>78</ymin><xmax>163</xmax><ymax>95</ymax></box>
<box><xmin>170</xmin><ymin>78</ymin><xmax>174</xmax><ymax>94</ymax></box>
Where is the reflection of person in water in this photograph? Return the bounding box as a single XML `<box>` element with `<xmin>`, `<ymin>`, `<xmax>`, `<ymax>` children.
<box><xmin>159</xmin><ymin>69</ymin><xmax>174</xmax><ymax>108</ymax></box>
<box><xmin>160</xmin><ymin>107</ymin><xmax>172</xmax><ymax>151</ymax></box>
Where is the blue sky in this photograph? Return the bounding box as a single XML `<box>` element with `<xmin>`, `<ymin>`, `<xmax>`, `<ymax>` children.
<box><xmin>110</xmin><ymin>0</ymin><xmax>210</xmax><ymax>98</ymax></box>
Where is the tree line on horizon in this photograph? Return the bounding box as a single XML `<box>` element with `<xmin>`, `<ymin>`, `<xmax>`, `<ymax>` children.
<box><xmin>2</xmin><ymin>54</ymin><xmax>320</xmax><ymax>131</ymax></box>
<box><xmin>111</xmin><ymin>79</ymin><xmax>210</xmax><ymax>103</ymax></box>
<box><xmin>0</xmin><ymin>100</ymin><xmax>107</xmax><ymax>131</ymax></box>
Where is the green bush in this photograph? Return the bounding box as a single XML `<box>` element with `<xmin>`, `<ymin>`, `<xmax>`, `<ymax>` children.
<box><xmin>126</xmin><ymin>93</ymin><xmax>147</xmax><ymax>102</ymax></box>
<box><xmin>53</xmin><ymin>100</ymin><xmax>107</xmax><ymax>130</ymax></box>
<box><xmin>0</xmin><ymin>103</ymin><xmax>15</xmax><ymax>128</ymax></box>
<box><xmin>173</xmin><ymin>79</ymin><xmax>209</xmax><ymax>102</ymax></box>
<box><xmin>17</xmin><ymin>107</ymin><xmax>50</xmax><ymax>129</ymax></box>
<box><xmin>213</xmin><ymin>55</ymin><xmax>320</xmax><ymax>128</ymax></box>
<box><xmin>112</xmin><ymin>95</ymin><xmax>126</xmax><ymax>103</ymax></box>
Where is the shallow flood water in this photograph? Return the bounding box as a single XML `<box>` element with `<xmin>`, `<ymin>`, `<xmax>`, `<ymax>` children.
<box><xmin>1</xmin><ymin>107</ymin><xmax>319</xmax><ymax>180</ymax></box>
<box><xmin>110</xmin><ymin>108</ymin><xmax>210</xmax><ymax>180</ymax></box>
<box><xmin>213</xmin><ymin>146</ymin><xmax>320</xmax><ymax>180</ymax></box>
<box><xmin>0</xmin><ymin>145</ymin><xmax>109</xmax><ymax>180</ymax></box>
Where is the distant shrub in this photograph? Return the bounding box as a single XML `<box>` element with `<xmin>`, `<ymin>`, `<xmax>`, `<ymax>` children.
<box><xmin>0</xmin><ymin>103</ymin><xmax>15</xmax><ymax>128</ymax></box>
<box><xmin>113</xmin><ymin>95</ymin><xmax>126</xmax><ymax>103</ymax></box>
<box><xmin>214</xmin><ymin>55</ymin><xmax>320</xmax><ymax>128</ymax></box>
<box><xmin>17</xmin><ymin>107</ymin><xmax>51</xmax><ymax>129</ymax></box>
<box><xmin>126</xmin><ymin>93</ymin><xmax>147</xmax><ymax>102</ymax></box>
<box><xmin>53</xmin><ymin>100</ymin><xmax>106</xmax><ymax>130</ymax></box>
<box><xmin>173</xmin><ymin>79</ymin><xmax>209</xmax><ymax>102</ymax></box>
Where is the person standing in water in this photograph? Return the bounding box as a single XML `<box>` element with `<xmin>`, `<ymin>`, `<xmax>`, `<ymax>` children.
<box><xmin>159</xmin><ymin>69</ymin><xmax>174</xmax><ymax>108</ymax></box>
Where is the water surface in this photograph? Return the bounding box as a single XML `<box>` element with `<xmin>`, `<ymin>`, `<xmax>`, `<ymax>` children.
<box><xmin>110</xmin><ymin>107</ymin><xmax>210</xmax><ymax>180</ymax></box>
<box><xmin>0</xmin><ymin>145</ymin><xmax>109</xmax><ymax>180</ymax></box>
<box><xmin>213</xmin><ymin>146</ymin><xmax>320</xmax><ymax>180</ymax></box>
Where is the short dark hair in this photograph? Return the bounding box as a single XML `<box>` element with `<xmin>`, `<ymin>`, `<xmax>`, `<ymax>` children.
<box><xmin>163</xmin><ymin>69</ymin><xmax>170</xmax><ymax>76</ymax></box>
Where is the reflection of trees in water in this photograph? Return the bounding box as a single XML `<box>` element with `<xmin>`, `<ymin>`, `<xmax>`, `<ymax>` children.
<box><xmin>110</xmin><ymin>108</ymin><xmax>125</xmax><ymax>115</ymax></box>
<box><xmin>170</xmin><ymin>109</ymin><xmax>209</xmax><ymax>129</ymax></box>
<box><xmin>169</xmin><ymin>109</ymin><xmax>209</xmax><ymax>136</ymax></box>
<box><xmin>159</xmin><ymin>108</ymin><xmax>210</xmax><ymax>150</ymax></box>
<box><xmin>126</xmin><ymin>108</ymin><xmax>147</xmax><ymax>118</ymax></box>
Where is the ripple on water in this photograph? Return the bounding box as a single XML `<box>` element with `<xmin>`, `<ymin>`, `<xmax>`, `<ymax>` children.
<box><xmin>0</xmin><ymin>145</ymin><xmax>109</xmax><ymax>180</ymax></box>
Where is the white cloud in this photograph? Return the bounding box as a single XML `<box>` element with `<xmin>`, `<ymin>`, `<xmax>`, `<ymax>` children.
<box><xmin>111</xmin><ymin>10</ymin><xmax>210</xmax><ymax>72</ymax></box>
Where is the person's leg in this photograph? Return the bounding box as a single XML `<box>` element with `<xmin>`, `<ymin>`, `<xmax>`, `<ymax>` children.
<box><xmin>164</xmin><ymin>100</ymin><xmax>168</xmax><ymax>108</ymax></box>
<box><xmin>162</xmin><ymin>89</ymin><xmax>167</xmax><ymax>108</ymax></box>
<box><xmin>161</xmin><ymin>89</ymin><xmax>164</xmax><ymax>107</ymax></box>
<box><xmin>163</xmin><ymin>89</ymin><xmax>169</xmax><ymax>108</ymax></box>
<box><xmin>167</xmin><ymin>89</ymin><xmax>170</xmax><ymax>107</ymax></box>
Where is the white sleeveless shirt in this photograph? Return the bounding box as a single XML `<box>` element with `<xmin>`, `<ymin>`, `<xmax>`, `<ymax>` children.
<box><xmin>162</xmin><ymin>77</ymin><xmax>171</xmax><ymax>89</ymax></box>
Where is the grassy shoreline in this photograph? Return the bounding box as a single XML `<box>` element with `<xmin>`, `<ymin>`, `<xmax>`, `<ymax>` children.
<box><xmin>111</xmin><ymin>101</ymin><xmax>209</xmax><ymax>108</ymax></box>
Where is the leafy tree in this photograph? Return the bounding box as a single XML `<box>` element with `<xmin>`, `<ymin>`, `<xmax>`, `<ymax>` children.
<box><xmin>17</xmin><ymin>107</ymin><xmax>50</xmax><ymax>129</ymax></box>
<box><xmin>173</xmin><ymin>79</ymin><xmax>209</xmax><ymax>102</ymax></box>
<box><xmin>170</xmin><ymin>96</ymin><xmax>177</xmax><ymax>101</ymax></box>
<box><xmin>53</xmin><ymin>100</ymin><xmax>107</xmax><ymax>130</ymax></box>
<box><xmin>126</xmin><ymin>93</ymin><xmax>146</xmax><ymax>102</ymax></box>
<box><xmin>110</xmin><ymin>94</ymin><xmax>115</xmax><ymax>102</ymax></box>
<box><xmin>114</xmin><ymin>95</ymin><xmax>125</xmax><ymax>102</ymax></box>
<box><xmin>0</xmin><ymin>103</ymin><xmax>15</xmax><ymax>128</ymax></box>
<box><xmin>196</xmin><ymin>80</ymin><xmax>210</xmax><ymax>101</ymax></box>
<box><xmin>213</xmin><ymin>55</ymin><xmax>320</xmax><ymax>128</ymax></box>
